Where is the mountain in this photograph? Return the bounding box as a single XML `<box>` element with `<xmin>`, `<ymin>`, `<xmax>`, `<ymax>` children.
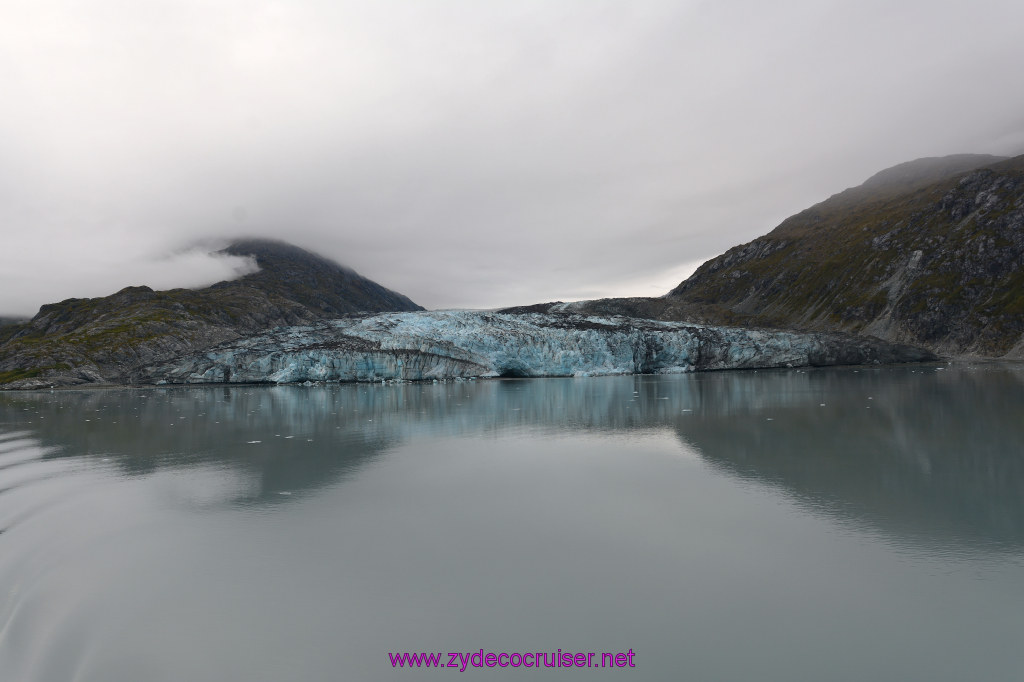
<box><xmin>11</xmin><ymin>153</ymin><xmax>1006</xmax><ymax>390</ymax></box>
<box><xmin>539</xmin><ymin>153</ymin><xmax>1023</xmax><ymax>357</ymax></box>
<box><xmin>0</xmin><ymin>239</ymin><xmax>422</xmax><ymax>388</ymax></box>
<box><xmin>666</xmin><ymin>153</ymin><xmax>1024</xmax><ymax>356</ymax></box>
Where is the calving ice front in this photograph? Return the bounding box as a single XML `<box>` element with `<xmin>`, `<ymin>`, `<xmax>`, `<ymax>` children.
<box><xmin>146</xmin><ymin>310</ymin><xmax>934</xmax><ymax>385</ymax></box>
<box><xmin>389</xmin><ymin>648</ymin><xmax>637</xmax><ymax>671</ymax></box>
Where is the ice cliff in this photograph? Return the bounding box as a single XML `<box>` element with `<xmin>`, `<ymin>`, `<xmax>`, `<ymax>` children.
<box><xmin>143</xmin><ymin>311</ymin><xmax>936</xmax><ymax>385</ymax></box>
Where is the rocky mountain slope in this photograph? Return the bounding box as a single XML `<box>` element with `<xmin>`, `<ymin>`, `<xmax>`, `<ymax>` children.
<box><xmin>542</xmin><ymin>154</ymin><xmax>1024</xmax><ymax>357</ymax></box>
<box><xmin>0</xmin><ymin>240</ymin><xmax>422</xmax><ymax>388</ymax></box>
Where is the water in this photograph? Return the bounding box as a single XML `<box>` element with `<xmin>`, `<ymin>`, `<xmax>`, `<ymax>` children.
<box><xmin>0</xmin><ymin>364</ymin><xmax>1022</xmax><ymax>681</ymax></box>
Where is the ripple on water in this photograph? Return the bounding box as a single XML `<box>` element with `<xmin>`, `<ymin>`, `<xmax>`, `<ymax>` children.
<box><xmin>0</xmin><ymin>430</ymin><xmax>126</xmax><ymax>681</ymax></box>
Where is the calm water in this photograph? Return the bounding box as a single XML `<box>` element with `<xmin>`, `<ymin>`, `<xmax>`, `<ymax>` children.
<box><xmin>0</xmin><ymin>365</ymin><xmax>1022</xmax><ymax>681</ymax></box>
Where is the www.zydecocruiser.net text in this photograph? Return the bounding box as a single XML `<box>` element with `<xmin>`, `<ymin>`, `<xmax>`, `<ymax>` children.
<box><xmin>389</xmin><ymin>649</ymin><xmax>637</xmax><ymax>671</ymax></box>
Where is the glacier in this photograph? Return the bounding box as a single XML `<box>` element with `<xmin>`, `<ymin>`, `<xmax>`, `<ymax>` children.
<box><xmin>141</xmin><ymin>311</ymin><xmax>937</xmax><ymax>385</ymax></box>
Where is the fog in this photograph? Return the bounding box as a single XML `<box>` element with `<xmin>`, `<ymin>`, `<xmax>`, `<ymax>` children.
<box><xmin>2</xmin><ymin>0</ymin><xmax>1023</xmax><ymax>316</ymax></box>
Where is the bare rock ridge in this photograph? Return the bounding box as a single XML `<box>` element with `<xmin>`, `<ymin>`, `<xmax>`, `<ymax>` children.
<box><xmin>0</xmin><ymin>239</ymin><xmax>423</xmax><ymax>387</ymax></box>
<box><xmin>538</xmin><ymin>153</ymin><xmax>1024</xmax><ymax>357</ymax></box>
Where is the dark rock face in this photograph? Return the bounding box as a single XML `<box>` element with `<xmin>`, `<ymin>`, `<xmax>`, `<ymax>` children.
<box><xmin>218</xmin><ymin>240</ymin><xmax>421</xmax><ymax>316</ymax></box>
<box><xmin>0</xmin><ymin>240</ymin><xmax>423</xmax><ymax>388</ymax></box>
<box><xmin>563</xmin><ymin>154</ymin><xmax>1024</xmax><ymax>358</ymax></box>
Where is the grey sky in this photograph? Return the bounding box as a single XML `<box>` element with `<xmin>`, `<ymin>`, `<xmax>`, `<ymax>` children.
<box><xmin>2</xmin><ymin>0</ymin><xmax>1023</xmax><ymax>316</ymax></box>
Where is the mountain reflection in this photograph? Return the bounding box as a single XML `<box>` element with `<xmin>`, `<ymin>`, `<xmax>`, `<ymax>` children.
<box><xmin>673</xmin><ymin>366</ymin><xmax>1024</xmax><ymax>553</ymax></box>
<box><xmin>1</xmin><ymin>364</ymin><xmax>1022</xmax><ymax>550</ymax></box>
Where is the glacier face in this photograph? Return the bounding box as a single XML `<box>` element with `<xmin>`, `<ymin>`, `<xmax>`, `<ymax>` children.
<box><xmin>143</xmin><ymin>311</ymin><xmax>936</xmax><ymax>385</ymax></box>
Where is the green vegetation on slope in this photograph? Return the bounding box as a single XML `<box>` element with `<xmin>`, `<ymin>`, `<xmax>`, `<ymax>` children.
<box><xmin>0</xmin><ymin>240</ymin><xmax>423</xmax><ymax>387</ymax></box>
<box><xmin>664</xmin><ymin>155</ymin><xmax>1024</xmax><ymax>356</ymax></box>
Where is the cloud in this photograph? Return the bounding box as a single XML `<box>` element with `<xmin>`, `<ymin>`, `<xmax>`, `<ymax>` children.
<box><xmin>0</xmin><ymin>245</ymin><xmax>258</xmax><ymax>317</ymax></box>
<box><xmin>2</xmin><ymin>0</ymin><xmax>1024</xmax><ymax>315</ymax></box>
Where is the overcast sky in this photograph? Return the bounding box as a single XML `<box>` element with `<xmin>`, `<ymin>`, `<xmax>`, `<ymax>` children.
<box><xmin>2</xmin><ymin>0</ymin><xmax>1024</xmax><ymax>316</ymax></box>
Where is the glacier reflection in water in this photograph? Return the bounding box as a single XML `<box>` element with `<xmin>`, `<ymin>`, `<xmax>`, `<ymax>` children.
<box><xmin>0</xmin><ymin>364</ymin><xmax>1022</xmax><ymax>681</ymax></box>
